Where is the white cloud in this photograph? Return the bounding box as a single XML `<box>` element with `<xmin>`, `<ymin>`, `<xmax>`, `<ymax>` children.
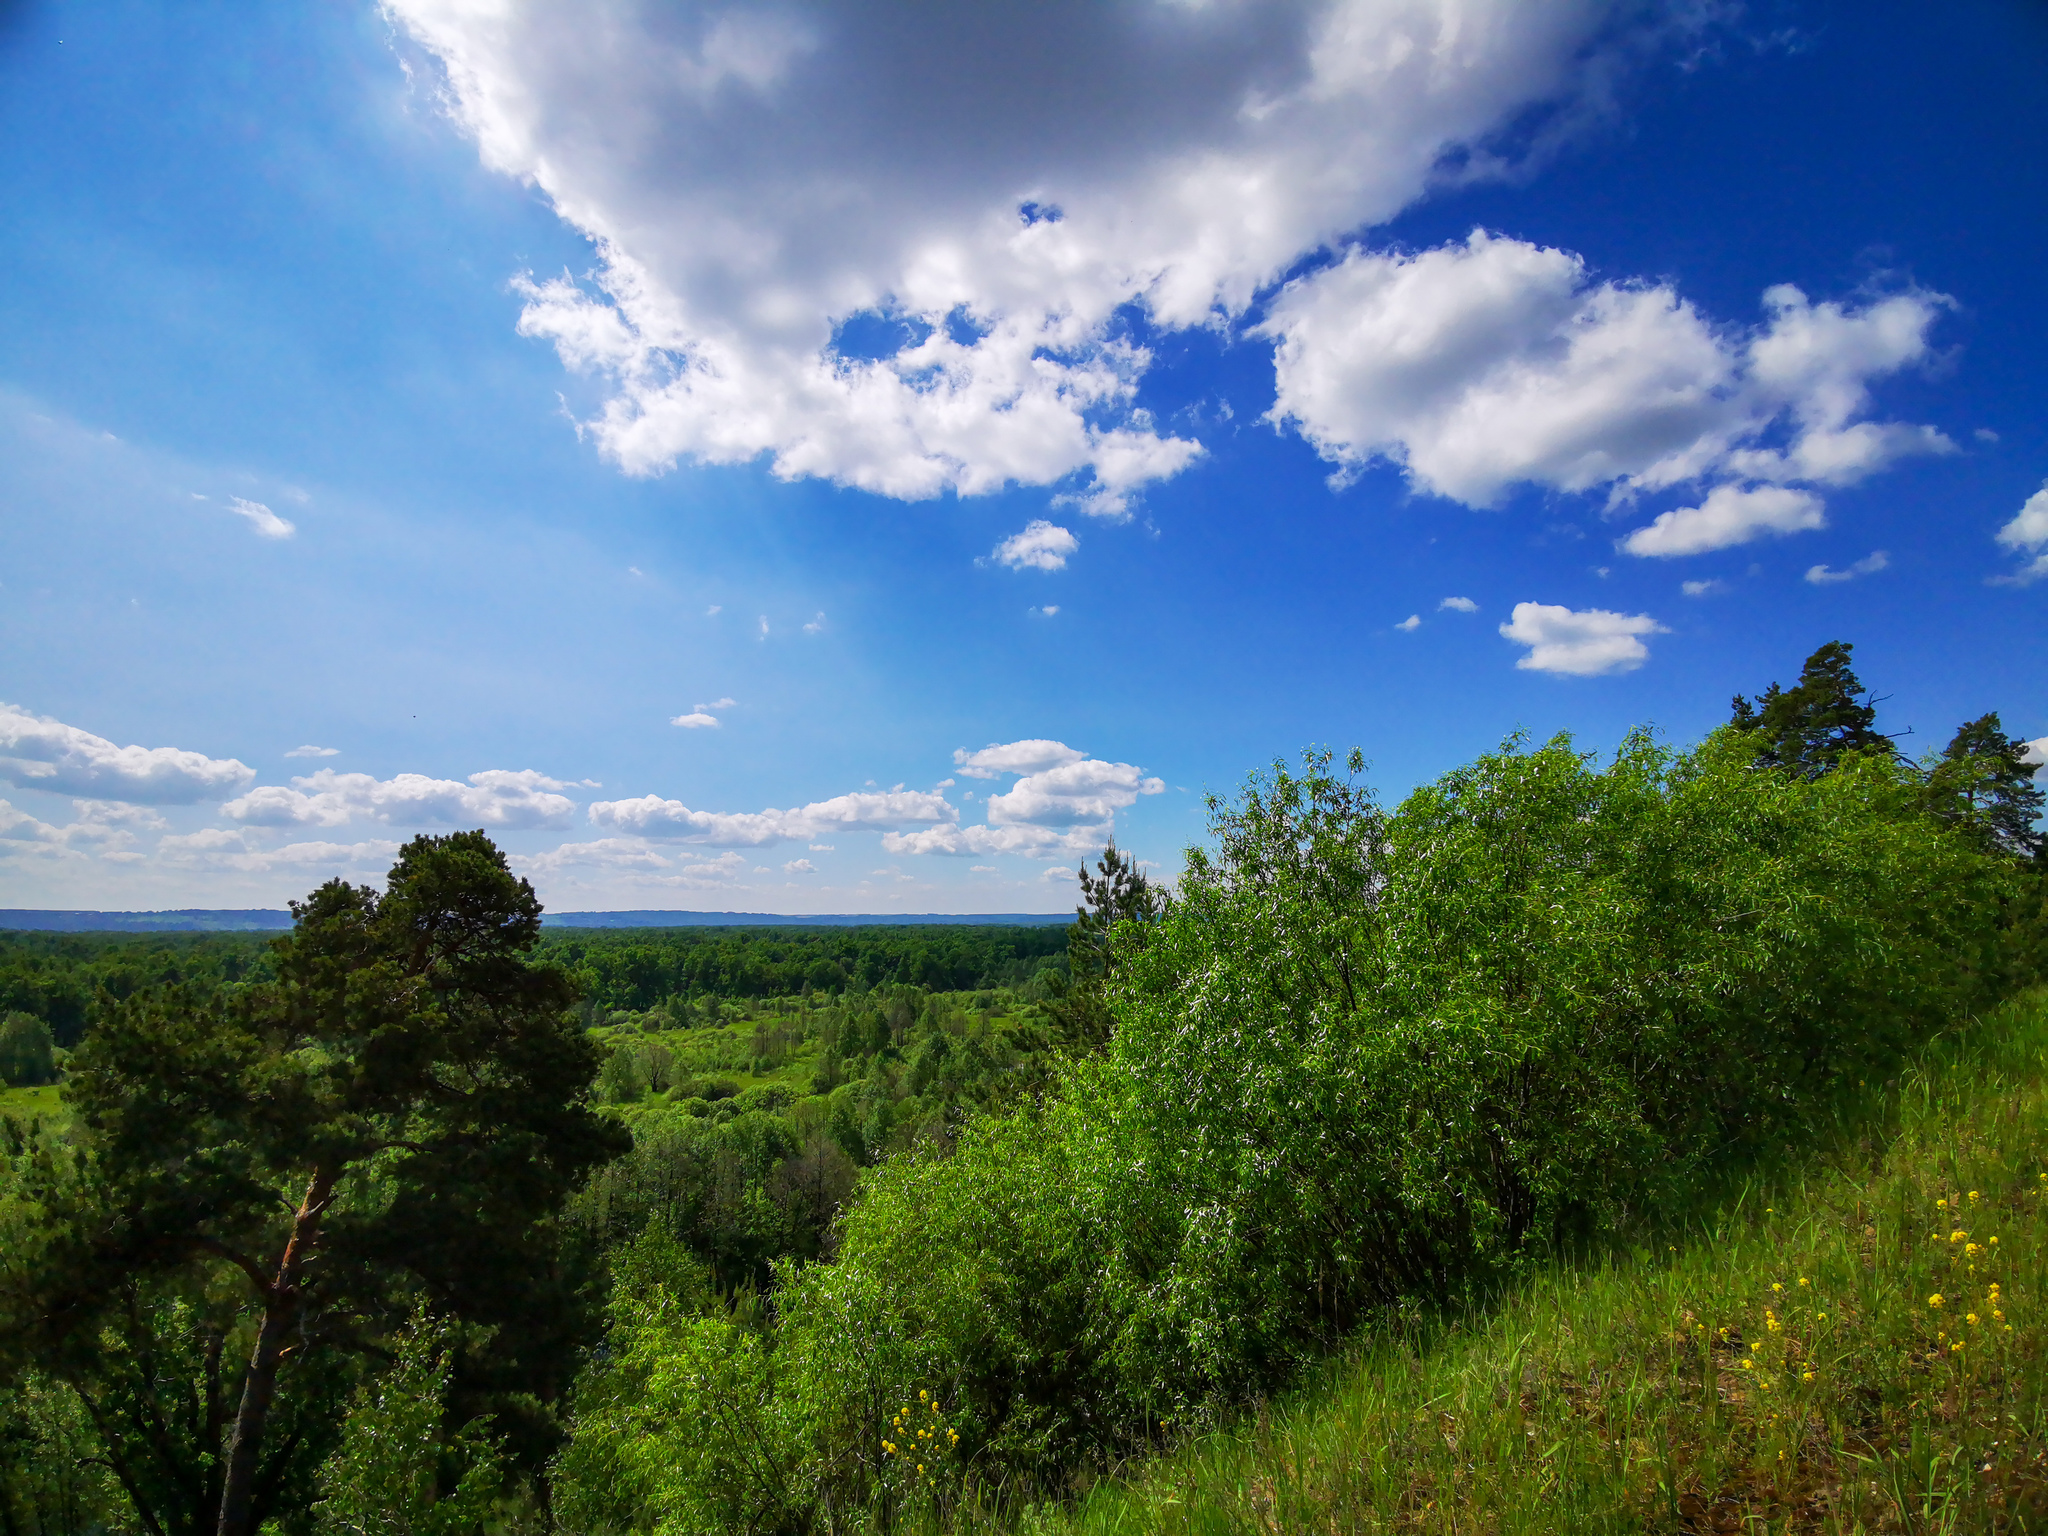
<box><xmin>880</xmin><ymin>822</ymin><xmax>1105</xmax><ymax>859</ymax></box>
<box><xmin>671</xmin><ymin>712</ymin><xmax>721</xmax><ymax>729</ymax></box>
<box><xmin>70</xmin><ymin>800</ymin><xmax>170</xmax><ymax>831</ymax></box>
<box><xmin>0</xmin><ymin>800</ymin><xmax>64</xmax><ymax>847</ymax></box>
<box><xmin>1805</xmin><ymin>550</ymin><xmax>1889</xmax><ymax>585</ymax></box>
<box><xmin>707</xmin><ymin>604</ymin><xmax>723</xmax><ymax>617</ymax></box>
<box><xmin>0</xmin><ymin>703</ymin><xmax>255</xmax><ymax>804</ymax></box>
<box><xmin>1438</xmin><ymin>596</ymin><xmax>1479</xmax><ymax>613</ymax></box>
<box><xmin>1394</xmin><ymin>614</ymin><xmax>1421</xmax><ymax>632</ymax></box>
<box><xmin>969</xmin><ymin>864</ymin><xmax>998</xmax><ymax>873</ymax></box>
<box><xmin>1680</xmin><ymin>578</ymin><xmax>1725</xmax><ymax>597</ymax></box>
<box><xmin>1993</xmin><ymin>484</ymin><xmax>2048</xmax><ymax>585</ymax></box>
<box><xmin>285</xmin><ymin>744</ymin><xmax>340</xmax><ymax>758</ymax></box>
<box><xmin>992</xmin><ymin>520</ymin><xmax>1078</xmax><ymax>573</ymax></box>
<box><xmin>985</xmin><ymin>757</ymin><xmax>1164</xmax><ymax>828</ymax></box>
<box><xmin>388</xmin><ymin>0</ymin><xmax>1711</xmax><ymax>511</ymax></box>
<box><xmin>157</xmin><ymin>830</ymin><xmax>401</xmax><ymax>874</ymax></box>
<box><xmin>803</xmin><ymin>612</ymin><xmax>827</xmax><ymax>634</ymax></box>
<box><xmin>1499</xmin><ymin>601</ymin><xmax>1666</xmax><ymax>676</ymax></box>
<box><xmin>700</xmin><ymin>697</ymin><xmax>737</xmax><ymax>711</ymax></box>
<box><xmin>221</xmin><ymin>768</ymin><xmax>577</xmax><ymax>829</ymax></box>
<box><xmin>809</xmin><ymin>842</ymin><xmax>835</xmax><ymax>851</ymax></box>
<box><xmin>953</xmin><ymin>739</ymin><xmax>1084</xmax><ymax>779</ymax></box>
<box><xmin>227</xmin><ymin>497</ymin><xmax>295</xmax><ymax>539</ymax></box>
<box><xmin>517</xmin><ymin>837</ymin><xmax>674</xmax><ymax>876</ymax></box>
<box><xmin>1031</xmin><ymin>604</ymin><xmax>1060</xmax><ymax>618</ymax></box>
<box><xmin>1622</xmin><ymin>483</ymin><xmax>1827</xmax><ymax>558</ymax></box>
<box><xmin>587</xmin><ymin>787</ymin><xmax>955</xmax><ymax>847</ymax></box>
<box><xmin>2024</xmin><ymin>738</ymin><xmax>2048</xmax><ymax>768</ymax></box>
<box><xmin>784</xmin><ymin>858</ymin><xmax>817</xmax><ymax>874</ymax></box>
<box><xmin>1262</xmin><ymin>231</ymin><xmax>1949</xmax><ymax>515</ymax></box>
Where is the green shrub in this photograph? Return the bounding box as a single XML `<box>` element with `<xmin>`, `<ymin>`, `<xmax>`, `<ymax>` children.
<box><xmin>0</xmin><ymin>1012</ymin><xmax>56</xmax><ymax>1088</ymax></box>
<box><xmin>779</xmin><ymin>731</ymin><xmax>2009</xmax><ymax>1487</ymax></box>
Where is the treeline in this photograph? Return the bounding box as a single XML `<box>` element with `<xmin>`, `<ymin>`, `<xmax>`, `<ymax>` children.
<box><xmin>542</xmin><ymin>924</ymin><xmax>1069</xmax><ymax>1013</ymax></box>
<box><xmin>0</xmin><ymin>932</ymin><xmax>275</xmax><ymax>1050</ymax></box>
<box><xmin>0</xmin><ymin>924</ymin><xmax>1071</xmax><ymax>1085</ymax></box>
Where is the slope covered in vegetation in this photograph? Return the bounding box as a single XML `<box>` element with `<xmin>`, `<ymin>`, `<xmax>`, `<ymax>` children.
<box><xmin>1007</xmin><ymin>988</ymin><xmax>2048</xmax><ymax>1535</ymax></box>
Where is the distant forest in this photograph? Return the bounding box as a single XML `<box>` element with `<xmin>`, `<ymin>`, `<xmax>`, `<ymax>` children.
<box><xmin>0</xmin><ymin>922</ymin><xmax>1072</xmax><ymax>1049</ymax></box>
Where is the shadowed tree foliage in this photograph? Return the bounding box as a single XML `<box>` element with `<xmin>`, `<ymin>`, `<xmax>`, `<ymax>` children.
<box><xmin>1048</xmin><ymin>841</ymin><xmax>1164</xmax><ymax>1050</ymax></box>
<box><xmin>1924</xmin><ymin>711</ymin><xmax>2046</xmax><ymax>860</ymax></box>
<box><xmin>1730</xmin><ymin>640</ymin><xmax>1896</xmax><ymax>778</ymax></box>
<box><xmin>0</xmin><ymin>831</ymin><xmax>628</xmax><ymax>1536</ymax></box>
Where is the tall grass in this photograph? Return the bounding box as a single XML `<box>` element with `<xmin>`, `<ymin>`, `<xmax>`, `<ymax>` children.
<box><xmin>980</xmin><ymin>992</ymin><xmax>2048</xmax><ymax>1535</ymax></box>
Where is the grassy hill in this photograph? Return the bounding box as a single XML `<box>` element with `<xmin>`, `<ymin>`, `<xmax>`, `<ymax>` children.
<box><xmin>993</xmin><ymin>991</ymin><xmax>2048</xmax><ymax>1536</ymax></box>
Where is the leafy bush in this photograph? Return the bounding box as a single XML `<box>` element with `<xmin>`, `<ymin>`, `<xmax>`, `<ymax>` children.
<box><xmin>760</xmin><ymin>730</ymin><xmax>2011</xmax><ymax>1497</ymax></box>
<box><xmin>0</xmin><ymin>1012</ymin><xmax>56</xmax><ymax>1088</ymax></box>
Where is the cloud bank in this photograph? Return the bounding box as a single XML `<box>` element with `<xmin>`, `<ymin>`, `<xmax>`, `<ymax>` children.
<box><xmin>387</xmin><ymin>0</ymin><xmax>1733</xmax><ymax>516</ymax></box>
<box><xmin>0</xmin><ymin>703</ymin><xmax>255</xmax><ymax>804</ymax></box>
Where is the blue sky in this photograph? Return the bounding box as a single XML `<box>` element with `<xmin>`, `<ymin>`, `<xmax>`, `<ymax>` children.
<box><xmin>1</xmin><ymin>0</ymin><xmax>2043</xmax><ymax>915</ymax></box>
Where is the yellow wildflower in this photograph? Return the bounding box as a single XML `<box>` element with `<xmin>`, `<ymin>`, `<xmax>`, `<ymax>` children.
<box><xmin>1970</xmin><ymin>1191</ymin><xmax>1981</xmax><ymax>1203</ymax></box>
<box><xmin>919</xmin><ymin>1390</ymin><xmax>929</xmax><ymax>1402</ymax></box>
<box><xmin>1741</xmin><ymin>1359</ymin><xmax>1755</xmax><ymax>1371</ymax></box>
<box><xmin>1952</xmin><ymin>1341</ymin><xmax>1965</xmax><ymax>1353</ymax></box>
<box><xmin>1816</xmin><ymin>1313</ymin><xmax>1826</xmax><ymax>1321</ymax></box>
<box><xmin>1771</xmin><ymin>1282</ymin><xmax>1784</xmax><ymax>1293</ymax></box>
<box><xmin>1797</xmin><ymin>1277</ymin><xmax>1809</xmax><ymax>1287</ymax></box>
<box><xmin>1938</xmin><ymin>1199</ymin><xmax>1948</xmax><ymax>1209</ymax></box>
<box><xmin>1802</xmin><ymin>1371</ymin><xmax>1815</xmax><ymax>1382</ymax></box>
<box><xmin>1951</xmin><ymin>1230</ymin><xmax>1967</xmax><ymax>1244</ymax></box>
<box><xmin>1968</xmin><ymin>1313</ymin><xmax>1980</xmax><ymax>1326</ymax></box>
<box><xmin>1929</xmin><ymin>1294</ymin><xmax>1945</xmax><ymax>1308</ymax></box>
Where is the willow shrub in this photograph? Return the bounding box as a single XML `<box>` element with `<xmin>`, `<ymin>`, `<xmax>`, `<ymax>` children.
<box><xmin>586</xmin><ymin>731</ymin><xmax>2015</xmax><ymax>1520</ymax></box>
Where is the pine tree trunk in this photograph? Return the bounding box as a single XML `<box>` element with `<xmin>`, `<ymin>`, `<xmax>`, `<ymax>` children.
<box><xmin>214</xmin><ymin>1168</ymin><xmax>336</xmax><ymax>1536</ymax></box>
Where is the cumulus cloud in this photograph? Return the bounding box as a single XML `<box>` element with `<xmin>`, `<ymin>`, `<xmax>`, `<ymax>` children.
<box><xmin>985</xmin><ymin>757</ymin><xmax>1164</xmax><ymax>827</ymax></box>
<box><xmin>0</xmin><ymin>703</ymin><xmax>254</xmax><ymax>804</ymax></box>
<box><xmin>285</xmin><ymin>744</ymin><xmax>340</xmax><ymax>758</ymax></box>
<box><xmin>227</xmin><ymin>497</ymin><xmax>295</xmax><ymax>539</ymax></box>
<box><xmin>953</xmin><ymin>739</ymin><xmax>1084</xmax><ymax>779</ymax></box>
<box><xmin>992</xmin><ymin>520</ymin><xmax>1078</xmax><ymax>572</ymax></box>
<box><xmin>1394</xmin><ymin>614</ymin><xmax>1421</xmax><ymax>631</ymax></box>
<box><xmin>387</xmin><ymin>0</ymin><xmax>1712</xmax><ymax>510</ymax></box>
<box><xmin>784</xmin><ymin>858</ymin><xmax>817</xmax><ymax>874</ymax></box>
<box><xmin>671</xmin><ymin>711</ymin><xmax>721</xmax><ymax>729</ymax></box>
<box><xmin>1680</xmin><ymin>578</ymin><xmax>1725</xmax><ymax>597</ymax></box>
<box><xmin>1438</xmin><ymin>596</ymin><xmax>1479</xmax><ymax>612</ymax></box>
<box><xmin>880</xmin><ymin>822</ymin><xmax>1105</xmax><ymax>859</ymax></box>
<box><xmin>1805</xmin><ymin>550</ymin><xmax>1889</xmax><ymax>585</ymax></box>
<box><xmin>1621</xmin><ymin>484</ymin><xmax>1826</xmax><ymax>558</ymax></box>
<box><xmin>0</xmin><ymin>800</ymin><xmax>64</xmax><ymax>847</ymax></box>
<box><xmin>157</xmin><ymin>830</ymin><xmax>401</xmax><ymax>874</ymax></box>
<box><xmin>1993</xmin><ymin>484</ymin><xmax>2048</xmax><ymax>585</ymax></box>
<box><xmin>221</xmin><ymin>768</ymin><xmax>577</xmax><ymax>829</ymax></box>
<box><xmin>587</xmin><ymin>787</ymin><xmax>955</xmax><ymax>847</ymax></box>
<box><xmin>517</xmin><ymin>837</ymin><xmax>675</xmax><ymax>876</ymax></box>
<box><xmin>1263</xmin><ymin>233</ymin><xmax>1950</xmax><ymax>517</ymax></box>
<box><xmin>1499</xmin><ymin>601</ymin><xmax>1666</xmax><ymax>676</ymax></box>
<box><xmin>701</xmin><ymin>697</ymin><xmax>737</xmax><ymax>711</ymax></box>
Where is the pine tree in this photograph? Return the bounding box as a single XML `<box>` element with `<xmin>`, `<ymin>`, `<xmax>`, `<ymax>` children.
<box><xmin>1924</xmin><ymin>712</ymin><xmax>2046</xmax><ymax>859</ymax></box>
<box><xmin>1730</xmin><ymin>640</ymin><xmax>1895</xmax><ymax>778</ymax></box>
<box><xmin>1049</xmin><ymin>841</ymin><xmax>1163</xmax><ymax>1050</ymax></box>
